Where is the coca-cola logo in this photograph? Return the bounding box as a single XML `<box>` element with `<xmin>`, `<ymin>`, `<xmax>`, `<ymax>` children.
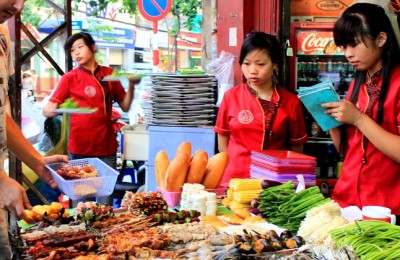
<box><xmin>300</xmin><ymin>33</ymin><xmax>333</xmax><ymax>54</ymax></box>
<box><xmin>316</xmin><ymin>0</ymin><xmax>345</xmax><ymax>11</ymax></box>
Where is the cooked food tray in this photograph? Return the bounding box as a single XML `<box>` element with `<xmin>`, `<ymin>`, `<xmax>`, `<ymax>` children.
<box><xmin>46</xmin><ymin>158</ymin><xmax>118</xmax><ymax>200</ymax></box>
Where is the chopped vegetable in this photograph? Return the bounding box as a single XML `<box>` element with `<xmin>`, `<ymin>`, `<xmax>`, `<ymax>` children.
<box><xmin>59</xmin><ymin>98</ymin><xmax>78</xmax><ymax>109</ymax></box>
<box><xmin>330</xmin><ymin>220</ymin><xmax>400</xmax><ymax>259</ymax></box>
<box><xmin>297</xmin><ymin>201</ymin><xmax>349</xmax><ymax>248</ymax></box>
<box><xmin>111</xmin><ymin>70</ymin><xmax>144</xmax><ymax>79</ymax></box>
<box><xmin>258</xmin><ymin>182</ymin><xmax>331</xmax><ymax>232</ymax></box>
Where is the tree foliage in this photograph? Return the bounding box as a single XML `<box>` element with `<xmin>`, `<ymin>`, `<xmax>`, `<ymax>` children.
<box><xmin>73</xmin><ymin>0</ymin><xmax>138</xmax><ymax>16</ymax></box>
<box><xmin>171</xmin><ymin>0</ymin><xmax>201</xmax><ymax>36</ymax></box>
<box><xmin>21</xmin><ymin>0</ymin><xmax>47</xmax><ymax>27</ymax></box>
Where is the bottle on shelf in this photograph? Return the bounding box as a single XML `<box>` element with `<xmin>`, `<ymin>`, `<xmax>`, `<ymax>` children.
<box><xmin>326</xmin><ymin>143</ymin><xmax>337</xmax><ymax>178</ymax></box>
<box><xmin>297</xmin><ymin>62</ymin><xmax>306</xmax><ymax>85</ymax></box>
<box><xmin>306</xmin><ymin>61</ymin><xmax>313</xmax><ymax>83</ymax></box>
<box><xmin>312</xmin><ymin>62</ymin><xmax>320</xmax><ymax>83</ymax></box>
<box><xmin>326</xmin><ymin>60</ymin><xmax>333</xmax><ymax>73</ymax></box>
<box><xmin>319</xmin><ymin>61</ymin><xmax>327</xmax><ymax>74</ymax></box>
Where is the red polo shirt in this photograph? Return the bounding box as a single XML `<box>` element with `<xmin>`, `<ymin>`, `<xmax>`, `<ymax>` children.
<box><xmin>214</xmin><ymin>83</ymin><xmax>308</xmax><ymax>186</ymax></box>
<box><xmin>332</xmin><ymin>67</ymin><xmax>400</xmax><ymax>215</ymax></box>
<box><xmin>49</xmin><ymin>66</ymin><xmax>126</xmax><ymax>156</ymax></box>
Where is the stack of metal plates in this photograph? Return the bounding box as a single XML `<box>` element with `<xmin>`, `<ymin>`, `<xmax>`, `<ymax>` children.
<box><xmin>144</xmin><ymin>74</ymin><xmax>217</xmax><ymax>126</ymax></box>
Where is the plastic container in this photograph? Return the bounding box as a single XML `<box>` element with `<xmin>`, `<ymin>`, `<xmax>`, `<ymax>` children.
<box><xmin>157</xmin><ymin>188</ymin><xmax>181</xmax><ymax>208</ymax></box>
<box><xmin>46</xmin><ymin>158</ymin><xmax>119</xmax><ymax>200</ymax></box>
<box><xmin>121</xmin><ymin>124</ymin><xmax>149</xmax><ymax>161</ymax></box>
<box><xmin>251</xmin><ymin>150</ymin><xmax>317</xmax><ymax>165</ymax></box>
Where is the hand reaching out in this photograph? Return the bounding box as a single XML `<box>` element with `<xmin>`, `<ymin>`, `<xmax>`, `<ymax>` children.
<box><xmin>37</xmin><ymin>155</ymin><xmax>69</xmax><ymax>189</ymax></box>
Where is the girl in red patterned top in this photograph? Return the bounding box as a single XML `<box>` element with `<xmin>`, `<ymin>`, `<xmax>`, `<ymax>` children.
<box><xmin>322</xmin><ymin>3</ymin><xmax>400</xmax><ymax>219</ymax></box>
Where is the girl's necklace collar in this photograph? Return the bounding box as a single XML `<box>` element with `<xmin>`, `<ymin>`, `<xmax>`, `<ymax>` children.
<box><xmin>365</xmin><ymin>68</ymin><xmax>382</xmax><ymax>86</ymax></box>
<box><xmin>247</xmin><ymin>81</ymin><xmax>277</xmax><ymax>101</ymax></box>
<box><xmin>79</xmin><ymin>63</ymin><xmax>99</xmax><ymax>74</ymax></box>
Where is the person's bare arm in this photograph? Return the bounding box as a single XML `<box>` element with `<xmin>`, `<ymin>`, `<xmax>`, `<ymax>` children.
<box><xmin>329</xmin><ymin>127</ymin><xmax>341</xmax><ymax>151</ymax></box>
<box><xmin>323</xmin><ymin>100</ymin><xmax>400</xmax><ymax>163</ymax></box>
<box><xmin>42</xmin><ymin>100</ymin><xmax>59</xmax><ymax>118</ymax></box>
<box><xmin>217</xmin><ymin>134</ymin><xmax>229</xmax><ymax>152</ymax></box>
<box><xmin>6</xmin><ymin>113</ymin><xmax>67</xmax><ymax>188</ymax></box>
<box><xmin>3</xmin><ymin>113</ymin><xmax>68</xmax><ymax>220</ymax></box>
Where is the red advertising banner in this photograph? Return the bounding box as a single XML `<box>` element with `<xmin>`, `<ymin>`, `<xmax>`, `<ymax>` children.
<box><xmin>296</xmin><ymin>30</ymin><xmax>339</xmax><ymax>55</ymax></box>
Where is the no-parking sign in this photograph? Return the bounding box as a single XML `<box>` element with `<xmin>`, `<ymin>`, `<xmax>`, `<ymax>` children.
<box><xmin>138</xmin><ymin>0</ymin><xmax>172</xmax><ymax>22</ymax></box>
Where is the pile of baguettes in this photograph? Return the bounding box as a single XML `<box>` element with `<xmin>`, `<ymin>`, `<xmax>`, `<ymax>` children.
<box><xmin>154</xmin><ymin>141</ymin><xmax>229</xmax><ymax>192</ymax></box>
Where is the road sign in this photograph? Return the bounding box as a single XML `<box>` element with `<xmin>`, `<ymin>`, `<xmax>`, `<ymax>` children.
<box><xmin>138</xmin><ymin>0</ymin><xmax>172</xmax><ymax>70</ymax></box>
<box><xmin>138</xmin><ymin>0</ymin><xmax>172</xmax><ymax>22</ymax></box>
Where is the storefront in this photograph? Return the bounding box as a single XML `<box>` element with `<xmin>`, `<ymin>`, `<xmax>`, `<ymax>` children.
<box><xmin>157</xmin><ymin>30</ymin><xmax>202</xmax><ymax>72</ymax></box>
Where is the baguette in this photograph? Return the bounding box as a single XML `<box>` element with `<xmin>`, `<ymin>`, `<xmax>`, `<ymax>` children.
<box><xmin>165</xmin><ymin>153</ymin><xmax>190</xmax><ymax>192</ymax></box>
<box><xmin>155</xmin><ymin>150</ymin><xmax>170</xmax><ymax>189</ymax></box>
<box><xmin>186</xmin><ymin>150</ymin><xmax>208</xmax><ymax>184</ymax></box>
<box><xmin>175</xmin><ymin>141</ymin><xmax>192</xmax><ymax>163</ymax></box>
<box><xmin>202</xmin><ymin>152</ymin><xmax>229</xmax><ymax>189</ymax></box>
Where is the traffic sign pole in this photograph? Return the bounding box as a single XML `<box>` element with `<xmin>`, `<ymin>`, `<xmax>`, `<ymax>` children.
<box><xmin>138</xmin><ymin>0</ymin><xmax>172</xmax><ymax>72</ymax></box>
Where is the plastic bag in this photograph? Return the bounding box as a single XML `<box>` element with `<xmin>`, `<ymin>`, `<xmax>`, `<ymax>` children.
<box><xmin>205</xmin><ymin>51</ymin><xmax>235</xmax><ymax>106</ymax></box>
<box><xmin>46</xmin><ymin>113</ymin><xmax>69</xmax><ymax>156</ymax></box>
<box><xmin>37</xmin><ymin>116</ymin><xmax>62</xmax><ymax>153</ymax></box>
<box><xmin>21</xmin><ymin>95</ymin><xmax>41</xmax><ymax>142</ymax></box>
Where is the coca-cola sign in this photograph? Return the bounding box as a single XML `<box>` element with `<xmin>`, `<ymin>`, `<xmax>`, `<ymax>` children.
<box><xmin>297</xmin><ymin>31</ymin><xmax>333</xmax><ymax>55</ymax></box>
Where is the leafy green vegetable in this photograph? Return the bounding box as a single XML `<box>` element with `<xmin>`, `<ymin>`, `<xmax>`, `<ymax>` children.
<box><xmin>59</xmin><ymin>98</ymin><xmax>79</xmax><ymax>109</ymax></box>
<box><xmin>110</xmin><ymin>70</ymin><xmax>144</xmax><ymax>79</ymax></box>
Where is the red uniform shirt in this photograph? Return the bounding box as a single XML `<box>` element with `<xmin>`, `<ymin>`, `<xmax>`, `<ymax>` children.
<box><xmin>214</xmin><ymin>83</ymin><xmax>308</xmax><ymax>186</ymax></box>
<box><xmin>49</xmin><ymin>66</ymin><xmax>126</xmax><ymax>156</ymax></box>
<box><xmin>332</xmin><ymin>67</ymin><xmax>400</xmax><ymax>215</ymax></box>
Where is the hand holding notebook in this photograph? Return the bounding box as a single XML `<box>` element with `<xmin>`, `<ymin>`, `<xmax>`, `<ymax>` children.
<box><xmin>298</xmin><ymin>81</ymin><xmax>343</xmax><ymax>131</ymax></box>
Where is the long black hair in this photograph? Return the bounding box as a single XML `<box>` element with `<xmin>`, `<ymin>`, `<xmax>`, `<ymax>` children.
<box><xmin>333</xmin><ymin>3</ymin><xmax>400</xmax><ymax>123</ymax></box>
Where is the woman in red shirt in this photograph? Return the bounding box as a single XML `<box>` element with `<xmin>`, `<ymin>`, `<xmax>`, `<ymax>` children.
<box><xmin>42</xmin><ymin>32</ymin><xmax>140</xmax><ymax>203</ymax></box>
<box><xmin>322</xmin><ymin>3</ymin><xmax>400</xmax><ymax>218</ymax></box>
<box><xmin>214</xmin><ymin>32</ymin><xmax>308</xmax><ymax>186</ymax></box>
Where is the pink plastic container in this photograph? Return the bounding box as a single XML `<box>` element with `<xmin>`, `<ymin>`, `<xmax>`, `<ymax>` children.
<box><xmin>157</xmin><ymin>188</ymin><xmax>181</xmax><ymax>208</ymax></box>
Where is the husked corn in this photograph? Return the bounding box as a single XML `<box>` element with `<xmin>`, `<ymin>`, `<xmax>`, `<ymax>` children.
<box><xmin>232</xmin><ymin>189</ymin><xmax>262</xmax><ymax>204</ymax></box>
<box><xmin>228</xmin><ymin>200</ymin><xmax>249</xmax><ymax>210</ymax></box>
<box><xmin>229</xmin><ymin>178</ymin><xmax>262</xmax><ymax>191</ymax></box>
<box><xmin>227</xmin><ymin>188</ymin><xmax>234</xmax><ymax>200</ymax></box>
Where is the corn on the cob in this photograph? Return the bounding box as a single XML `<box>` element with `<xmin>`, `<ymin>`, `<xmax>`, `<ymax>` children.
<box><xmin>228</xmin><ymin>200</ymin><xmax>249</xmax><ymax>210</ymax></box>
<box><xmin>227</xmin><ymin>188</ymin><xmax>234</xmax><ymax>200</ymax></box>
<box><xmin>229</xmin><ymin>178</ymin><xmax>262</xmax><ymax>191</ymax></box>
<box><xmin>222</xmin><ymin>197</ymin><xmax>232</xmax><ymax>207</ymax></box>
<box><xmin>232</xmin><ymin>189</ymin><xmax>262</xmax><ymax>204</ymax></box>
<box><xmin>231</xmin><ymin>207</ymin><xmax>251</xmax><ymax>219</ymax></box>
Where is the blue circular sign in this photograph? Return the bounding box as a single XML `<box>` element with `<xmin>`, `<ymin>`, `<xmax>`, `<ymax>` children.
<box><xmin>138</xmin><ymin>0</ymin><xmax>172</xmax><ymax>21</ymax></box>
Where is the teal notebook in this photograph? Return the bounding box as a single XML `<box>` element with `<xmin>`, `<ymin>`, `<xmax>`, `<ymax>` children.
<box><xmin>298</xmin><ymin>81</ymin><xmax>343</xmax><ymax>131</ymax></box>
